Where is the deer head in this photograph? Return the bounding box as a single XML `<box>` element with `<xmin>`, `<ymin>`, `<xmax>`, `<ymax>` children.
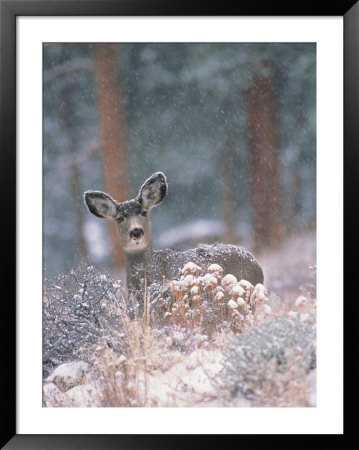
<box><xmin>84</xmin><ymin>172</ymin><xmax>168</xmax><ymax>255</ymax></box>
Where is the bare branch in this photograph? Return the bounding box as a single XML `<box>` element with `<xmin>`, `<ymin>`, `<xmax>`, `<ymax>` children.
<box><xmin>44</xmin><ymin>57</ymin><xmax>93</xmax><ymax>84</ymax></box>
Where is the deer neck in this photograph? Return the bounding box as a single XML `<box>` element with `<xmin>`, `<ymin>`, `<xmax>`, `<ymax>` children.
<box><xmin>124</xmin><ymin>247</ymin><xmax>154</xmax><ymax>291</ymax></box>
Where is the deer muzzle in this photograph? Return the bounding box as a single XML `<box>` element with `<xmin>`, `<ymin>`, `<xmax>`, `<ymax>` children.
<box><xmin>130</xmin><ymin>228</ymin><xmax>144</xmax><ymax>241</ymax></box>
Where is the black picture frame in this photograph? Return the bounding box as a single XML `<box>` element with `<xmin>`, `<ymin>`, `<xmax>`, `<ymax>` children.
<box><xmin>1</xmin><ymin>1</ymin><xmax>357</xmax><ymax>448</ymax></box>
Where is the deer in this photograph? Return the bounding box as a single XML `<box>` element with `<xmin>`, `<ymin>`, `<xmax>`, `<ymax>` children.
<box><xmin>84</xmin><ymin>172</ymin><xmax>263</xmax><ymax>313</ymax></box>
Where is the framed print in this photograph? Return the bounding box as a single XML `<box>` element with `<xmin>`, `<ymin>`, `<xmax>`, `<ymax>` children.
<box><xmin>1</xmin><ymin>0</ymin><xmax>357</xmax><ymax>448</ymax></box>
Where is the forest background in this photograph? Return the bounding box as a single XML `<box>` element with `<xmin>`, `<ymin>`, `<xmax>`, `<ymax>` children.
<box><xmin>43</xmin><ymin>42</ymin><xmax>316</xmax><ymax>279</ymax></box>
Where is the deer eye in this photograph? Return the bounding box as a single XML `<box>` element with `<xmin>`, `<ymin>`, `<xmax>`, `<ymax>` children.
<box><xmin>117</xmin><ymin>216</ymin><xmax>124</xmax><ymax>223</ymax></box>
<box><xmin>141</xmin><ymin>211</ymin><xmax>148</xmax><ymax>217</ymax></box>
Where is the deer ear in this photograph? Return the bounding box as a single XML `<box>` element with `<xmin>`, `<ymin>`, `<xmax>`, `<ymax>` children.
<box><xmin>84</xmin><ymin>191</ymin><xmax>118</xmax><ymax>219</ymax></box>
<box><xmin>138</xmin><ymin>172</ymin><xmax>168</xmax><ymax>209</ymax></box>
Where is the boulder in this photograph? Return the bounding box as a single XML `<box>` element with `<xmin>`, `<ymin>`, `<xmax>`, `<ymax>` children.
<box><xmin>46</xmin><ymin>360</ymin><xmax>90</xmax><ymax>392</ymax></box>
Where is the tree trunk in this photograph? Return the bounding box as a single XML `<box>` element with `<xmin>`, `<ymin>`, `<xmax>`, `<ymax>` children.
<box><xmin>93</xmin><ymin>44</ymin><xmax>130</xmax><ymax>271</ymax></box>
<box><xmin>245</xmin><ymin>70</ymin><xmax>283</xmax><ymax>250</ymax></box>
<box><xmin>59</xmin><ymin>87</ymin><xmax>87</xmax><ymax>258</ymax></box>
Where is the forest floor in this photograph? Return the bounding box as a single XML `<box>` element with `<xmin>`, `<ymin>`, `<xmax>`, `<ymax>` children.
<box><xmin>43</xmin><ymin>230</ymin><xmax>317</xmax><ymax>408</ymax></box>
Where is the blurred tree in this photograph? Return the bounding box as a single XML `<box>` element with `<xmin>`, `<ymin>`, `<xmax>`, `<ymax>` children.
<box><xmin>43</xmin><ymin>43</ymin><xmax>98</xmax><ymax>276</ymax></box>
<box><xmin>43</xmin><ymin>43</ymin><xmax>316</xmax><ymax>276</ymax></box>
<box><xmin>245</xmin><ymin>62</ymin><xmax>284</xmax><ymax>250</ymax></box>
<box><xmin>58</xmin><ymin>86</ymin><xmax>87</xmax><ymax>257</ymax></box>
<box><xmin>93</xmin><ymin>44</ymin><xmax>130</xmax><ymax>271</ymax></box>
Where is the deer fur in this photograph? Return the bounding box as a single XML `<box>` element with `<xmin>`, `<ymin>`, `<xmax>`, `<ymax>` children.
<box><xmin>84</xmin><ymin>172</ymin><xmax>264</xmax><ymax>309</ymax></box>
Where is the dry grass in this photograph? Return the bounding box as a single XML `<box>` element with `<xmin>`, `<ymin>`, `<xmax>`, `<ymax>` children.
<box><xmin>43</xmin><ymin>234</ymin><xmax>316</xmax><ymax>407</ymax></box>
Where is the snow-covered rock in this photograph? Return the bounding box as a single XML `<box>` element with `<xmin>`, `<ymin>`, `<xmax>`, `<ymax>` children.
<box><xmin>65</xmin><ymin>383</ymin><xmax>101</xmax><ymax>407</ymax></box>
<box><xmin>46</xmin><ymin>360</ymin><xmax>90</xmax><ymax>392</ymax></box>
<box><xmin>43</xmin><ymin>382</ymin><xmax>66</xmax><ymax>407</ymax></box>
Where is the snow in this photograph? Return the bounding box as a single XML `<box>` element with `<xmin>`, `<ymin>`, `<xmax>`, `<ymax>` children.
<box><xmin>83</xmin><ymin>220</ymin><xmax>109</xmax><ymax>260</ymax></box>
<box><xmin>295</xmin><ymin>296</ymin><xmax>307</xmax><ymax>307</ymax></box>
<box><xmin>65</xmin><ymin>383</ymin><xmax>101</xmax><ymax>407</ymax></box>
<box><xmin>221</xmin><ymin>274</ymin><xmax>237</xmax><ymax>287</ymax></box>
<box><xmin>45</xmin><ymin>360</ymin><xmax>90</xmax><ymax>391</ymax></box>
<box><xmin>228</xmin><ymin>300</ymin><xmax>238</xmax><ymax>310</ymax></box>
<box><xmin>43</xmin><ymin>232</ymin><xmax>317</xmax><ymax>408</ymax></box>
<box><xmin>138</xmin><ymin>349</ymin><xmax>237</xmax><ymax>407</ymax></box>
<box><xmin>156</xmin><ymin>220</ymin><xmax>225</xmax><ymax>249</ymax></box>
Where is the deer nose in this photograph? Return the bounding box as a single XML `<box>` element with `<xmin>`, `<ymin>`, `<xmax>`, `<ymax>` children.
<box><xmin>130</xmin><ymin>228</ymin><xmax>144</xmax><ymax>240</ymax></box>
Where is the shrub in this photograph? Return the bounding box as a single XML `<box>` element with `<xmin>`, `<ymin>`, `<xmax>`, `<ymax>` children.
<box><xmin>154</xmin><ymin>262</ymin><xmax>272</xmax><ymax>335</ymax></box>
<box><xmin>220</xmin><ymin>315</ymin><xmax>316</xmax><ymax>406</ymax></box>
<box><xmin>43</xmin><ymin>260</ymin><xmax>273</xmax><ymax>377</ymax></box>
<box><xmin>43</xmin><ymin>261</ymin><xmax>316</xmax><ymax>408</ymax></box>
<box><xmin>43</xmin><ymin>263</ymin><xmax>126</xmax><ymax>377</ymax></box>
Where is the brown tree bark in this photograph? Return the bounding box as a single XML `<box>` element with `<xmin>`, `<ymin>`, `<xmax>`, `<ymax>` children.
<box><xmin>93</xmin><ymin>44</ymin><xmax>130</xmax><ymax>271</ymax></box>
<box><xmin>245</xmin><ymin>69</ymin><xmax>283</xmax><ymax>250</ymax></box>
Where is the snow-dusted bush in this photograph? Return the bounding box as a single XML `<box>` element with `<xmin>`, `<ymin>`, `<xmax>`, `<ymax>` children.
<box><xmin>43</xmin><ymin>263</ymin><xmax>126</xmax><ymax>377</ymax></box>
<box><xmin>221</xmin><ymin>315</ymin><xmax>316</xmax><ymax>406</ymax></box>
<box><xmin>43</xmin><ymin>261</ymin><xmax>272</xmax><ymax>378</ymax></box>
<box><xmin>43</xmin><ymin>258</ymin><xmax>316</xmax><ymax>408</ymax></box>
<box><xmin>158</xmin><ymin>262</ymin><xmax>272</xmax><ymax>335</ymax></box>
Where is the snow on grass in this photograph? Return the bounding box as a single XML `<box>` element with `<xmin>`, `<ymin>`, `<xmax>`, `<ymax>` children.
<box><xmin>43</xmin><ymin>232</ymin><xmax>316</xmax><ymax>407</ymax></box>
